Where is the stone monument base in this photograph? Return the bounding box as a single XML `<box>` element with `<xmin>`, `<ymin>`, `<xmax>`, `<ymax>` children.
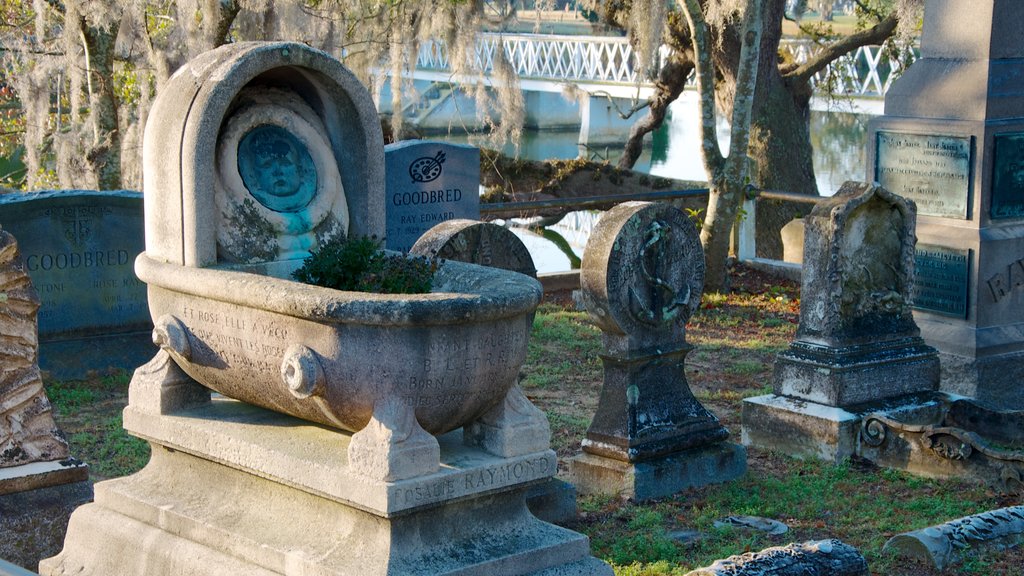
<box><xmin>773</xmin><ymin>338</ymin><xmax>939</xmax><ymax>407</ymax></box>
<box><xmin>938</xmin><ymin>350</ymin><xmax>1024</xmax><ymax>411</ymax></box>
<box><xmin>570</xmin><ymin>443</ymin><xmax>746</xmax><ymax>501</ymax></box>
<box><xmin>41</xmin><ymin>398</ymin><xmax>611</xmax><ymax>576</ymax></box>
<box><xmin>0</xmin><ymin>460</ymin><xmax>92</xmax><ymax>571</ymax></box>
<box><xmin>741</xmin><ymin>394</ymin><xmax>862</xmax><ymax>463</ymax></box>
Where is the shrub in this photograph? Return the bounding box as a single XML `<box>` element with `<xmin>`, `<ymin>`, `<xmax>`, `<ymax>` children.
<box><xmin>292</xmin><ymin>236</ymin><xmax>438</xmax><ymax>294</ymax></box>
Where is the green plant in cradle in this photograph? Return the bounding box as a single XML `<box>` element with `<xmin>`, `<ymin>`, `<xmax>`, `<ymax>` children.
<box><xmin>292</xmin><ymin>235</ymin><xmax>439</xmax><ymax>294</ymax></box>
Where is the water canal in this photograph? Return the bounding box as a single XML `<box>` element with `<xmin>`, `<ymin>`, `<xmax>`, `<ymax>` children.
<box><xmin>446</xmin><ymin>96</ymin><xmax>874</xmax><ymax>273</ymax></box>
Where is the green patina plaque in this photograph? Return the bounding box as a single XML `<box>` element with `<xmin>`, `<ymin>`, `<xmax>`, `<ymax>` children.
<box><xmin>991</xmin><ymin>133</ymin><xmax>1024</xmax><ymax>220</ymax></box>
<box><xmin>913</xmin><ymin>244</ymin><xmax>970</xmax><ymax>318</ymax></box>
<box><xmin>876</xmin><ymin>131</ymin><xmax>972</xmax><ymax>219</ymax></box>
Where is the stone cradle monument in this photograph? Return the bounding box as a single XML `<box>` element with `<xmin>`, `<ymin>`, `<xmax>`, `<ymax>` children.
<box><xmin>41</xmin><ymin>42</ymin><xmax>611</xmax><ymax>576</ymax></box>
<box><xmin>0</xmin><ymin>227</ymin><xmax>91</xmax><ymax>570</ymax></box>
<box><xmin>743</xmin><ymin>182</ymin><xmax>940</xmax><ymax>462</ymax></box>
<box><xmin>572</xmin><ymin>201</ymin><xmax>746</xmax><ymax>501</ymax></box>
<box><xmin>867</xmin><ymin>0</ymin><xmax>1024</xmax><ymax>408</ymax></box>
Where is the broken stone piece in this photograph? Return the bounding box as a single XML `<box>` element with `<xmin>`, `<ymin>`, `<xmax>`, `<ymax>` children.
<box><xmin>685</xmin><ymin>539</ymin><xmax>868</xmax><ymax>576</ymax></box>
<box><xmin>883</xmin><ymin>505</ymin><xmax>1024</xmax><ymax>570</ymax></box>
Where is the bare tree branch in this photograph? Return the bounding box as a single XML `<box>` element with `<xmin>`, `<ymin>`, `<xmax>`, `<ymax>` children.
<box><xmin>786</xmin><ymin>12</ymin><xmax>898</xmax><ymax>86</ymax></box>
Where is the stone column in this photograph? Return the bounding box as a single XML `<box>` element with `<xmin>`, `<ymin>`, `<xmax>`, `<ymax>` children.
<box><xmin>867</xmin><ymin>0</ymin><xmax>1024</xmax><ymax>408</ymax></box>
<box><xmin>571</xmin><ymin>201</ymin><xmax>745</xmax><ymax>501</ymax></box>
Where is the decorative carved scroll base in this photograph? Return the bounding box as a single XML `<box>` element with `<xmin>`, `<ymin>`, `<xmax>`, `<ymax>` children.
<box><xmin>464</xmin><ymin>384</ymin><xmax>551</xmax><ymax>458</ymax></box>
<box><xmin>348</xmin><ymin>400</ymin><xmax>440</xmax><ymax>482</ymax></box>
<box><xmin>883</xmin><ymin>506</ymin><xmax>1024</xmax><ymax>570</ymax></box>
<box><xmin>684</xmin><ymin>539</ymin><xmax>868</xmax><ymax>576</ymax></box>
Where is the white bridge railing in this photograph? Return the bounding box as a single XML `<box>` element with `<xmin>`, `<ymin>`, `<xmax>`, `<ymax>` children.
<box><xmin>416</xmin><ymin>33</ymin><xmax>917</xmax><ymax>98</ymax></box>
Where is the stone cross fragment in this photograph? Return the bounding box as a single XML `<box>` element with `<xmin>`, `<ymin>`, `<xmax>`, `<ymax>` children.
<box><xmin>684</xmin><ymin>540</ymin><xmax>868</xmax><ymax>576</ymax></box>
<box><xmin>572</xmin><ymin>201</ymin><xmax>745</xmax><ymax>500</ymax></box>
<box><xmin>883</xmin><ymin>505</ymin><xmax>1024</xmax><ymax>570</ymax></box>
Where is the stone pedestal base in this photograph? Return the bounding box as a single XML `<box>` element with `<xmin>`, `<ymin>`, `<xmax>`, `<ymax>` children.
<box><xmin>41</xmin><ymin>397</ymin><xmax>611</xmax><ymax>576</ymax></box>
<box><xmin>741</xmin><ymin>395</ymin><xmax>861</xmax><ymax>463</ymax></box>
<box><xmin>570</xmin><ymin>443</ymin><xmax>746</xmax><ymax>501</ymax></box>
<box><xmin>938</xmin><ymin>351</ymin><xmax>1024</xmax><ymax>410</ymax></box>
<box><xmin>0</xmin><ymin>461</ymin><xmax>92</xmax><ymax>571</ymax></box>
<box><xmin>773</xmin><ymin>338</ymin><xmax>939</xmax><ymax>407</ymax></box>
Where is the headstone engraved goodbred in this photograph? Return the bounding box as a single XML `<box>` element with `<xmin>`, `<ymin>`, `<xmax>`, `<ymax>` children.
<box><xmin>572</xmin><ymin>201</ymin><xmax>745</xmax><ymax>501</ymax></box>
<box><xmin>875</xmin><ymin>132</ymin><xmax>972</xmax><ymax>219</ymax></box>
<box><xmin>0</xmin><ymin>190</ymin><xmax>153</xmax><ymax>377</ymax></box>
<box><xmin>385</xmin><ymin>141</ymin><xmax>480</xmax><ymax>253</ymax></box>
<box><xmin>42</xmin><ymin>41</ymin><xmax>611</xmax><ymax>576</ymax></box>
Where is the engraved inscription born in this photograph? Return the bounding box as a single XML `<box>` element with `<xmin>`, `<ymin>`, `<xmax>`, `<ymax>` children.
<box><xmin>913</xmin><ymin>245</ymin><xmax>969</xmax><ymax>318</ymax></box>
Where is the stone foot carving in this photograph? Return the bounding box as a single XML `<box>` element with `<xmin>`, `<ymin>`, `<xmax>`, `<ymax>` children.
<box><xmin>464</xmin><ymin>384</ymin><xmax>551</xmax><ymax>457</ymax></box>
<box><xmin>348</xmin><ymin>400</ymin><xmax>440</xmax><ymax>482</ymax></box>
<box><xmin>127</xmin><ymin>350</ymin><xmax>210</xmax><ymax>415</ymax></box>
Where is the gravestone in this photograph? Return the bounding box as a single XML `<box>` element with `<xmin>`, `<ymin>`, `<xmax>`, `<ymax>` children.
<box><xmin>571</xmin><ymin>201</ymin><xmax>746</xmax><ymax>501</ymax></box>
<box><xmin>742</xmin><ymin>182</ymin><xmax>940</xmax><ymax>462</ymax></box>
<box><xmin>42</xmin><ymin>42</ymin><xmax>611</xmax><ymax>576</ymax></box>
<box><xmin>0</xmin><ymin>190</ymin><xmax>153</xmax><ymax>378</ymax></box>
<box><xmin>0</xmin><ymin>227</ymin><xmax>92</xmax><ymax>570</ymax></box>
<box><xmin>867</xmin><ymin>0</ymin><xmax>1024</xmax><ymax>408</ymax></box>
<box><xmin>410</xmin><ymin>219</ymin><xmax>537</xmax><ymax>278</ymax></box>
<box><xmin>385</xmin><ymin>141</ymin><xmax>480</xmax><ymax>253</ymax></box>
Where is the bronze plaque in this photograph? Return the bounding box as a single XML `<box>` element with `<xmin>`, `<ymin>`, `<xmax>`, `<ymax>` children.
<box><xmin>876</xmin><ymin>131</ymin><xmax>972</xmax><ymax>219</ymax></box>
<box><xmin>991</xmin><ymin>133</ymin><xmax>1024</xmax><ymax>220</ymax></box>
<box><xmin>913</xmin><ymin>244</ymin><xmax>970</xmax><ymax>318</ymax></box>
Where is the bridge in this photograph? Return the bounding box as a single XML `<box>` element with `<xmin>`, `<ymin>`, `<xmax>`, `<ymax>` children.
<box><xmin>413</xmin><ymin>33</ymin><xmax>916</xmax><ymax>99</ymax></box>
<box><xmin>393</xmin><ymin>33</ymin><xmax>915</xmax><ymax>143</ymax></box>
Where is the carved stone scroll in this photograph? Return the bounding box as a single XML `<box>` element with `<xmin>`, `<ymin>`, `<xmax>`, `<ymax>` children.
<box><xmin>883</xmin><ymin>506</ymin><xmax>1024</xmax><ymax>570</ymax></box>
<box><xmin>684</xmin><ymin>540</ymin><xmax>868</xmax><ymax>576</ymax></box>
<box><xmin>0</xmin><ymin>228</ymin><xmax>70</xmax><ymax>467</ymax></box>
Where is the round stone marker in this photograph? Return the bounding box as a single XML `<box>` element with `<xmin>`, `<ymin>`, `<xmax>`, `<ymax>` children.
<box><xmin>411</xmin><ymin>220</ymin><xmax>537</xmax><ymax>278</ymax></box>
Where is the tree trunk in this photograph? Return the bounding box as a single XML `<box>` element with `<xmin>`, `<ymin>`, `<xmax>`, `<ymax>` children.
<box><xmin>77</xmin><ymin>15</ymin><xmax>122</xmax><ymax>191</ymax></box>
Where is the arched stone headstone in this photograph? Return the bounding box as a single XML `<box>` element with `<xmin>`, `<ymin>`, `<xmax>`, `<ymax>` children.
<box><xmin>410</xmin><ymin>219</ymin><xmax>537</xmax><ymax>278</ymax></box>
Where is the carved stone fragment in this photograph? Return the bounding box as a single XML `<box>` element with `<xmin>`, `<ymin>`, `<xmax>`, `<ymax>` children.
<box><xmin>685</xmin><ymin>539</ymin><xmax>868</xmax><ymax>576</ymax></box>
<box><xmin>0</xmin><ymin>228</ymin><xmax>70</xmax><ymax>467</ymax></box>
<box><xmin>883</xmin><ymin>506</ymin><xmax>1024</xmax><ymax>570</ymax></box>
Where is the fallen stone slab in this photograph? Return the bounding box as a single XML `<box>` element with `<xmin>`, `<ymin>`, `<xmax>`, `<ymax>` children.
<box><xmin>883</xmin><ymin>505</ymin><xmax>1024</xmax><ymax>570</ymax></box>
<box><xmin>713</xmin><ymin>515</ymin><xmax>789</xmax><ymax>535</ymax></box>
<box><xmin>685</xmin><ymin>539</ymin><xmax>868</xmax><ymax>576</ymax></box>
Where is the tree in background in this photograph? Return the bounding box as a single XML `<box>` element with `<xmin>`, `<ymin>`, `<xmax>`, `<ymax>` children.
<box><xmin>0</xmin><ymin>0</ymin><xmax>523</xmax><ymax>191</ymax></box>
<box><xmin>605</xmin><ymin>0</ymin><xmax>921</xmax><ymax>288</ymax></box>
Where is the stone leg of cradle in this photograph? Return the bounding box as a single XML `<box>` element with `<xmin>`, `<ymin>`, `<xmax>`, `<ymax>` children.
<box><xmin>464</xmin><ymin>384</ymin><xmax>551</xmax><ymax>457</ymax></box>
<box><xmin>127</xmin><ymin>350</ymin><xmax>210</xmax><ymax>415</ymax></box>
<box><xmin>347</xmin><ymin>399</ymin><xmax>440</xmax><ymax>481</ymax></box>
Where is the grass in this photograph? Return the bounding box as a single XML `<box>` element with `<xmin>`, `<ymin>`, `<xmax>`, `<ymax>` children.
<box><xmin>42</xmin><ymin>265</ymin><xmax>1021</xmax><ymax>575</ymax></box>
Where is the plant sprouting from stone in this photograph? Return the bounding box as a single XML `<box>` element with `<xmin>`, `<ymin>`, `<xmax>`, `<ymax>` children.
<box><xmin>292</xmin><ymin>235</ymin><xmax>439</xmax><ymax>294</ymax></box>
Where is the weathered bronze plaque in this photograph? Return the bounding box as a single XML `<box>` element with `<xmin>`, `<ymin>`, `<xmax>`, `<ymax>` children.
<box><xmin>876</xmin><ymin>131</ymin><xmax>972</xmax><ymax>219</ymax></box>
<box><xmin>991</xmin><ymin>133</ymin><xmax>1024</xmax><ymax>220</ymax></box>
<box><xmin>913</xmin><ymin>244</ymin><xmax>970</xmax><ymax>318</ymax></box>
